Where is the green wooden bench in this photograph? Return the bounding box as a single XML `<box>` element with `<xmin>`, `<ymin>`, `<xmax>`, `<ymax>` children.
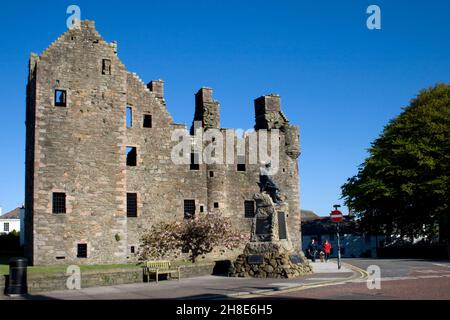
<box><xmin>143</xmin><ymin>260</ymin><xmax>181</xmax><ymax>284</ymax></box>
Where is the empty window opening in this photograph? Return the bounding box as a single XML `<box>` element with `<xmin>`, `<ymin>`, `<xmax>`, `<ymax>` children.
<box><xmin>130</xmin><ymin>246</ymin><xmax>135</xmax><ymax>254</ymax></box>
<box><xmin>237</xmin><ymin>155</ymin><xmax>246</xmax><ymax>171</ymax></box>
<box><xmin>102</xmin><ymin>59</ymin><xmax>111</xmax><ymax>75</ymax></box>
<box><xmin>143</xmin><ymin>114</ymin><xmax>152</xmax><ymax>128</ymax></box>
<box><xmin>56</xmin><ymin>256</ymin><xmax>66</xmax><ymax>260</ymax></box>
<box><xmin>200</xmin><ymin>205</ymin><xmax>204</xmax><ymax>213</ymax></box>
<box><xmin>55</xmin><ymin>90</ymin><xmax>67</xmax><ymax>107</ymax></box>
<box><xmin>244</xmin><ymin>200</ymin><xmax>255</xmax><ymax>218</ymax></box>
<box><xmin>184</xmin><ymin>200</ymin><xmax>195</xmax><ymax>219</ymax></box>
<box><xmin>126</xmin><ymin>106</ymin><xmax>132</xmax><ymax>128</ymax></box>
<box><xmin>77</xmin><ymin>243</ymin><xmax>87</xmax><ymax>258</ymax></box>
<box><xmin>127</xmin><ymin>193</ymin><xmax>138</xmax><ymax>217</ymax></box>
<box><xmin>190</xmin><ymin>153</ymin><xmax>199</xmax><ymax>170</ymax></box>
<box><xmin>52</xmin><ymin>192</ymin><xmax>66</xmax><ymax>214</ymax></box>
<box><xmin>126</xmin><ymin>147</ymin><xmax>137</xmax><ymax>166</ymax></box>
<box><xmin>214</xmin><ymin>202</ymin><xmax>219</xmax><ymax>209</ymax></box>
<box><xmin>209</xmin><ymin>171</ymin><xmax>214</xmax><ymax>178</ymax></box>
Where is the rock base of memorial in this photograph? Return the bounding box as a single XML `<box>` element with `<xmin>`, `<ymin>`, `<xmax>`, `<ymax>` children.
<box><xmin>230</xmin><ymin>242</ymin><xmax>312</xmax><ymax>279</ymax></box>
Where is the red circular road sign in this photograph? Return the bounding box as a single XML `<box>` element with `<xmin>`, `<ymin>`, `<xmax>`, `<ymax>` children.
<box><xmin>330</xmin><ymin>210</ymin><xmax>343</xmax><ymax>223</ymax></box>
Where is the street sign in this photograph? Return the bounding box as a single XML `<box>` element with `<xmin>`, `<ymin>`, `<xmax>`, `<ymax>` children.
<box><xmin>330</xmin><ymin>210</ymin><xmax>343</xmax><ymax>223</ymax></box>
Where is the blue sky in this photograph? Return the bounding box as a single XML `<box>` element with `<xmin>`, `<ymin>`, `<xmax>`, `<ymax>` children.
<box><xmin>0</xmin><ymin>0</ymin><xmax>449</xmax><ymax>215</ymax></box>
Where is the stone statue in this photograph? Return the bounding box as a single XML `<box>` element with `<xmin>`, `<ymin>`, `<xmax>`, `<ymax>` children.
<box><xmin>259</xmin><ymin>162</ymin><xmax>282</xmax><ymax>204</ymax></box>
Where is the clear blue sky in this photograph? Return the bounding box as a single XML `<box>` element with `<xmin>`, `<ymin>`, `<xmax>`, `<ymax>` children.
<box><xmin>0</xmin><ymin>0</ymin><xmax>449</xmax><ymax>215</ymax></box>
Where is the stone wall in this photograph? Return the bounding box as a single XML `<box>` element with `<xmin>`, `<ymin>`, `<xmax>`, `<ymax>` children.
<box><xmin>1</xmin><ymin>263</ymin><xmax>216</xmax><ymax>294</ymax></box>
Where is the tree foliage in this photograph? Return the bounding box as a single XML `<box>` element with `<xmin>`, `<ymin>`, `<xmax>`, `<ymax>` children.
<box><xmin>342</xmin><ymin>84</ymin><xmax>450</xmax><ymax>241</ymax></box>
<box><xmin>139</xmin><ymin>212</ymin><xmax>247</xmax><ymax>262</ymax></box>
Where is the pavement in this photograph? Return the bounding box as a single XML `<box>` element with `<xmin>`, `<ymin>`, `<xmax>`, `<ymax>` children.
<box><xmin>4</xmin><ymin>258</ymin><xmax>449</xmax><ymax>300</ymax></box>
<box><xmin>3</xmin><ymin>260</ymin><xmax>363</xmax><ymax>300</ymax></box>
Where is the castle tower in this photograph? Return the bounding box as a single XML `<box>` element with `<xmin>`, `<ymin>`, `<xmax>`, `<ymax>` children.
<box><xmin>191</xmin><ymin>88</ymin><xmax>226</xmax><ymax>213</ymax></box>
<box><xmin>254</xmin><ymin>94</ymin><xmax>302</xmax><ymax>250</ymax></box>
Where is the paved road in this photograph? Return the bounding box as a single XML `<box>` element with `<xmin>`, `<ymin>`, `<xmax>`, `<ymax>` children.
<box><xmin>261</xmin><ymin>258</ymin><xmax>450</xmax><ymax>300</ymax></box>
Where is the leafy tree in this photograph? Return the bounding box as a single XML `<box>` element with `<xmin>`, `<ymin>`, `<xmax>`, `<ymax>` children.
<box><xmin>139</xmin><ymin>212</ymin><xmax>247</xmax><ymax>262</ymax></box>
<box><xmin>342</xmin><ymin>84</ymin><xmax>450</xmax><ymax>242</ymax></box>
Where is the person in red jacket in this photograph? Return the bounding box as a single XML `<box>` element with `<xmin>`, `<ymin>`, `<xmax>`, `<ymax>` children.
<box><xmin>322</xmin><ymin>240</ymin><xmax>332</xmax><ymax>262</ymax></box>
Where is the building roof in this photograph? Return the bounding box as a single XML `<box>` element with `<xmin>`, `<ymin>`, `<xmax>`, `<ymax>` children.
<box><xmin>0</xmin><ymin>207</ymin><xmax>21</xmax><ymax>219</ymax></box>
<box><xmin>300</xmin><ymin>209</ymin><xmax>320</xmax><ymax>221</ymax></box>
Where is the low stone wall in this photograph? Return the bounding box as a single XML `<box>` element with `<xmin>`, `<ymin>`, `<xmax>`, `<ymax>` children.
<box><xmin>2</xmin><ymin>262</ymin><xmax>216</xmax><ymax>294</ymax></box>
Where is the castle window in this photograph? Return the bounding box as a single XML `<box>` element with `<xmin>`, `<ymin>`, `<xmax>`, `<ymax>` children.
<box><xmin>54</xmin><ymin>90</ymin><xmax>66</xmax><ymax>107</ymax></box>
<box><xmin>214</xmin><ymin>202</ymin><xmax>219</xmax><ymax>208</ymax></box>
<box><xmin>209</xmin><ymin>171</ymin><xmax>214</xmax><ymax>178</ymax></box>
<box><xmin>52</xmin><ymin>192</ymin><xmax>66</xmax><ymax>214</ymax></box>
<box><xmin>77</xmin><ymin>243</ymin><xmax>87</xmax><ymax>258</ymax></box>
<box><xmin>131</xmin><ymin>246</ymin><xmax>135</xmax><ymax>254</ymax></box>
<box><xmin>126</xmin><ymin>147</ymin><xmax>137</xmax><ymax>166</ymax></box>
<box><xmin>190</xmin><ymin>153</ymin><xmax>199</xmax><ymax>170</ymax></box>
<box><xmin>102</xmin><ymin>59</ymin><xmax>111</xmax><ymax>75</ymax></box>
<box><xmin>200</xmin><ymin>205</ymin><xmax>204</xmax><ymax>213</ymax></box>
<box><xmin>127</xmin><ymin>193</ymin><xmax>138</xmax><ymax>217</ymax></box>
<box><xmin>184</xmin><ymin>200</ymin><xmax>195</xmax><ymax>219</ymax></box>
<box><xmin>126</xmin><ymin>106</ymin><xmax>132</xmax><ymax>128</ymax></box>
<box><xmin>4</xmin><ymin>223</ymin><xmax>9</xmax><ymax>232</ymax></box>
<box><xmin>244</xmin><ymin>200</ymin><xmax>255</xmax><ymax>218</ymax></box>
<box><xmin>143</xmin><ymin>114</ymin><xmax>152</xmax><ymax>128</ymax></box>
<box><xmin>237</xmin><ymin>155</ymin><xmax>246</xmax><ymax>172</ymax></box>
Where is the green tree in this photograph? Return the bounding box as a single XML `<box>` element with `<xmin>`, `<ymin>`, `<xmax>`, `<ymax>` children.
<box><xmin>342</xmin><ymin>84</ymin><xmax>450</xmax><ymax>242</ymax></box>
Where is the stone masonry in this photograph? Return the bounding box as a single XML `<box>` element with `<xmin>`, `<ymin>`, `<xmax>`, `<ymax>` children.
<box><xmin>24</xmin><ymin>20</ymin><xmax>302</xmax><ymax>265</ymax></box>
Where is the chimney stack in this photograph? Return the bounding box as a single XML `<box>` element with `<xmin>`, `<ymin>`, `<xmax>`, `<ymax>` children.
<box><xmin>147</xmin><ymin>80</ymin><xmax>164</xmax><ymax>99</ymax></box>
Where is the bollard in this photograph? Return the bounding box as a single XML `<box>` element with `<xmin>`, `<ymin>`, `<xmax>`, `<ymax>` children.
<box><xmin>7</xmin><ymin>257</ymin><xmax>28</xmax><ymax>296</ymax></box>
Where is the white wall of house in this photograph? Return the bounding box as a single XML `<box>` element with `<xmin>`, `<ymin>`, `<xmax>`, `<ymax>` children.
<box><xmin>0</xmin><ymin>219</ymin><xmax>20</xmax><ymax>234</ymax></box>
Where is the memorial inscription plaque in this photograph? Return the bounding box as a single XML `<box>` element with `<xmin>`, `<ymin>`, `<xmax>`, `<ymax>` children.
<box><xmin>289</xmin><ymin>255</ymin><xmax>302</xmax><ymax>264</ymax></box>
<box><xmin>278</xmin><ymin>211</ymin><xmax>287</xmax><ymax>239</ymax></box>
<box><xmin>247</xmin><ymin>255</ymin><xmax>264</xmax><ymax>265</ymax></box>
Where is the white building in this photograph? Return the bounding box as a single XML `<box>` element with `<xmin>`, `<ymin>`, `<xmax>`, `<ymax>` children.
<box><xmin>0</xmin><ymin>207</ymin><xmax>22</xmax><ymax>236</ymax></box>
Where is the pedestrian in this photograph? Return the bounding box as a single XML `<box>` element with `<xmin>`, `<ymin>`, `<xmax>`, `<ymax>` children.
<box><xmin>322</xmin><ymin>240</ymin><xmax>332</xmax><ymax>262</ymax></box>
<box><xmin>307</xmin><ymin>239</ymin><xmax>318</xmax><ymax>262</ymax></box>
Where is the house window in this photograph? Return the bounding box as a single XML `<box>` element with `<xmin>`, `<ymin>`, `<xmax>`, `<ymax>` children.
<box><xmin>184</xmin><ymin>200</ymin><xmax>195</xmax><ymax>219</ymax></box>
<box><xmin>77</xmin><ymin>244</ymin><xmax>87</xmax><ymax>258</ymax></box>
<box><xmin>102</xmin><ymin>59</ymin><xmax>111</xmax><ymax>75</ymax></box>
<box><xmin>214</xmin><ymin>202</ymin><xmax>219</xmax><ymax>209</ymax></box>
<box><xmin>54</xmin><ymin>90</ymin><xmax>67</xmax><ymax>107</ymax></box>
<box><xmin>190</xmin><ymin>153</ymin><xmax>199</xmax><ymax>170</ymax></box>
<box><xmin>237</xmin><ymin>155</ymin><xmax>246</xmax><ymax>171</ymax></box>
<box><xmin>4</xmin><ymin>223</ymin><xmax>9</xmax><ymax>232</ymax></box>
<box><xmin>143</xmin><ymin>114</ymin><xmax>152</xmax><ymax>128</ymax></box>
<box><xmin>126</xmin><ymin>147</ymin><xmax>137</xmax><ymax>166</ymax></box>
<box><xmin>244</xmin><ymin>200</ymin><xmax>255</xmax><ymax>218</ymax></box>
<box><xmin>127</xmin><ymin>193</ymin><xmax>137</xmax><ymax>217</ymax></box>
<box><xmin>52</xmin><ymin>192</ymin><xmax>66</xmax><ymax>214</ymax></box>
<box><xmin>209</xmin><ymin>171</ymin><xmax>214</xmax><ymax>178</ymax></box>
<box><xmin>126</xmin><ymin>106</ymin><xmax>132</xmax><ymax>128</ymax></box>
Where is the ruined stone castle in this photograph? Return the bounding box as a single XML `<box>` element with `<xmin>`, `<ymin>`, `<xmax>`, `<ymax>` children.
<box><xmin>25</xmin><ymin>21</ymin><xmax>301</xmax><ymax>265</ymax></box>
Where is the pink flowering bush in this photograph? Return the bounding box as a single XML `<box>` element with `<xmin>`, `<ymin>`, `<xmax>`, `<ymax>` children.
<box><xmin>139</xmin><ymin>212</ymin><xmax>248</xmax><ymax>263</ymax></box>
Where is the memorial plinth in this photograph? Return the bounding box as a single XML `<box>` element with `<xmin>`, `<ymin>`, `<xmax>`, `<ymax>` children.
<box><xmin>230</xmin><ymin>192</ymin><xmax>312</xmax><ymax>278</ymax></box>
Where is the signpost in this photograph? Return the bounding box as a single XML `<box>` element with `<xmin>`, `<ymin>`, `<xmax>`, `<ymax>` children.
<box><xmin>330</xmin><ymin>205</ymin><xmax>343</xmax><ymax>269</ymax></box>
